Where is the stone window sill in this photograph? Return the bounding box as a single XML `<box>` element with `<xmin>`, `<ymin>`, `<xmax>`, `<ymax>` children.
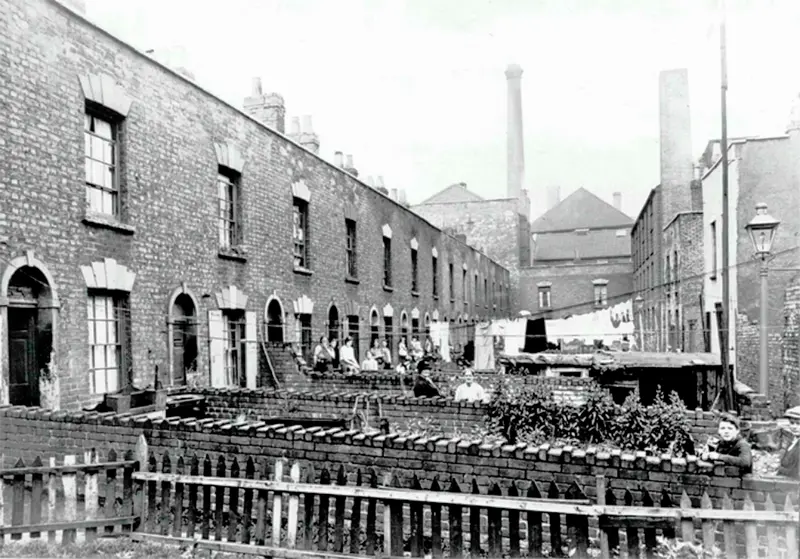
<box><xmin>383</xmin><ymin>284</ymin><xmax>394</xmax><ymax>293</ymax></box>
<box><xmin>218</xmin><ymin>248</ymin><xmax>248</xmax><ymax>262</ymax></box>
<box><xmin>82</xmin><ymin>213</ymin><xmax>135</xmax><ymax>235</ymax></box>
<box><xmin>345</xmin><ymin>276</ymin><xmax>360</xmax><ymax>285</ymax></box>
<box><xmin>294</xmin><ymin>266</ymin><xmax>313</xmax><ymax>276</ymax></box>
<box><xmin>433</xmin><ymin>295</ymin><xmax>439</xmax><ymax>301</ymax></box>
<box><xmin>411</xmin><ymin>290</ymin><xmax>420</xmax><ymax>298</ymax></box>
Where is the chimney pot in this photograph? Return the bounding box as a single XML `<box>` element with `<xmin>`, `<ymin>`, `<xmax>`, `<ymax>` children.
<box><xmin>290</xmin><ymin>117</ymin><xmax>301</xmax><ymax>137</ymax></box>
<box><xmin>612</xmin><ymin>191</ymin><xmax>622</xmax><ymax>211</ymax></box>
<box><xmin>243</xmin><ymin>84</ymin><xmax>285</xmax><ymax>133</ymax></box>
<box><xmin>302</xmin><ymin>115</ymin><xmax>313</xmax><ymax>134</ymax></box>
<box><xmin>367</xmin><ymin>176</ymin><xmax>375</xmax><ymax>187</ymax></box>
<box><xmin>334</xmin><ymin>152</ymin><xmax>344</xmax><ymax>167</ymax></box>
<box><xmin>377</xmin><ymin>176</ymin><xmax>385</xmax><ymax>189</ymax></box>
<box><xmin>346</xmin><ymin>154</ymin><xmax>354</xmax><ymax>169</ymax></box>
<box><xmin>398</xmin><ymin>189</ymin><xmax>408</xmax><ymax>205</ymax></box>
<box><xmin>390</xmin><ymin>188</ymin><xmax>398</xmax><ymax>201</ymax></box>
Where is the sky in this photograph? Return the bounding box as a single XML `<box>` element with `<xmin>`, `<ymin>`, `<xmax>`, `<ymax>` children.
<box><xmin>82</xmin><ymin>0</ymin><xmax>800</xmax><ymax>220</ymax></box>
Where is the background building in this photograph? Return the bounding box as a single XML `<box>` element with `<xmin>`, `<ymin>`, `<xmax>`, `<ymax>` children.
<box><xmin>521</xmin><ymin>188</ymin><xmax>634</xmax><ymax>319</ymax></box>
<box><xmin>0</xmin><ymin>0</ymin><xmax>510</xmax><ymax>410</ymax></box>
<box><xmin>700</xmin><ymin>130</ymin><xmax>799</xmax><ymax>408</ymax></box>
<box><xmin>632</xmin><ymin>69</ymin><xmax>705</xmax><ymax>354</ymax></box>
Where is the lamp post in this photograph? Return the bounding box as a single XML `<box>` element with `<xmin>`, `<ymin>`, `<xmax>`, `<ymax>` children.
<box><xmin>745</xmin><ymin>203</ymin><xmax>781</xmax><ymax>397</ymax></box>
<box><xmin>635</xmin><ymin>295</ymin><xmax>645</xmax><ymax>351</ymax></box>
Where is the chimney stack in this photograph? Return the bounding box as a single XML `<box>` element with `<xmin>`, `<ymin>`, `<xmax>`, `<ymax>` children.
<box><xmin>505</xmin><ymin>64</ymin><xmax>525</xmax><ymax>200</ymax></box>
<box><xmin>343</xmin><ymin>154</ymin><xmax>358</xmax><ymax>177</ymax></box>
<box><xmin>289</xmin><ymin>117</ymin><xmax>301</xmax><ymax>139</ymax></box>
<box><xmin>690</xmin><ymin>163</ymin><xmax>703</xmax><ymax>211</ymax></box>
<box><xmin>243</xmin><ymin>77</ymin><xmax>286</xmax><ymax>133</ymax></box>
<box><xmin>298</xmin><ymin>115</ymin><xmax>320</xmax><ymax>154</ymax></box>
<box><xmin>659</xmin><ymin>69</ymin><xmax>693</xmax><ymax>220</ymax></box>
<box><xmin>334</xmin><ymin>151</ymin><xmax>344</xmax><ymax>168</ymax></box>
<box><xmin>612</xmin><ymin>192</ymin><xmax>622</xmax><ymax>211</ymax></box>
<box><xmin>546</xmin><ymin>186</ymin><xmax>561</xmax><ymax>210</ymax></box>
<box><xmin>376</xmin><ymin>176</ymin><xmax>388</xmax><ymax>195</ymax></box>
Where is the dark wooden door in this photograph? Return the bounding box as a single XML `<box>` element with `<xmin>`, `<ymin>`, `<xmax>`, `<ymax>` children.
<box><xmin>172</xmin><ymin>321</ymin><xmax>186</xmax><ymax>386</ymax></box>
<box><xmin>8</xmin><ymin>307</ymin><xmax>39</xmax><ymax>406</ymax></box>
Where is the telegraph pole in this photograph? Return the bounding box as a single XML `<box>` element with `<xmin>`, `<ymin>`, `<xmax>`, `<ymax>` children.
<box><xmin>719</xmin><ymin>0</ymin><xmax>736</xmax><ymax>411</ymax></box>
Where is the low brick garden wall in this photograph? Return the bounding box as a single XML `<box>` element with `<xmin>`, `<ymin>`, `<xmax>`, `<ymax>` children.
<box><xmin>0</xmin><ymin>400</ymin><xmax>788</xmax><ymax>513</ymax></box>
<box><xmin>285</xmin><ymin>371</ymin><xmax>597</xmax><ymax>406</ymax></box>
<box><xmin>198</xmin><ymin>387</ymin><xmax>721</xmax><ymax>440</ymax></box>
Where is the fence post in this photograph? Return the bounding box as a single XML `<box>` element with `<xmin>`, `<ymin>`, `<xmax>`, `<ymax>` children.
<box><xmin>596</xmin><ymin>476</ymin><xmax>610</xmax><ymax>559</ymax></box>
<box><xmin>134</xmin><ymin>434</ymin><xmax>149</xmax><ymax>531</ymax></box>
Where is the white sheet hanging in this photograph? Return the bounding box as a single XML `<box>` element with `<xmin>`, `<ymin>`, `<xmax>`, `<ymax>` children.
<box><xmin>474</xmin><ymin>321</ymin><xmax>495</xmax><ymax>370</ymax></box>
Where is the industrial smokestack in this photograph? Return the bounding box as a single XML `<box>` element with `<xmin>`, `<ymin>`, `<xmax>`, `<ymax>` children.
<box><xmin>659</xmin><ymin>69</ymin><xmax>693</xmax><ymax>220</ymax></box>
<box><xmin>505</xmin><ymin>64</ymin><xmax>525</xmax><ymax>200</ymax></box>
<box><xmin>613</xmin><ymin>192</ymin><xmax>622</xmax><ymax>211</ymax></box>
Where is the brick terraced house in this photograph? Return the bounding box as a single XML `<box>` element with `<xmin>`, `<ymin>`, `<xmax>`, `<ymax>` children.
<box><xmin>521</xmin><ymin>187</ymin><xmax>634</xmax><ymax>319</ymax></box>
<box><xmin>0</xmin><ymin>0</ymin><xmax>510</xmax><ymax>410</ymax></box>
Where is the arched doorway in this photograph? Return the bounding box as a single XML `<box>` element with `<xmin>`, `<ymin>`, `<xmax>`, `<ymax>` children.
<box><xmin>171</xmin><ymin>294</ymin><xmax>197</xmax><ymax>386</ymax></box>
<box><xmin>6</xmin><ymin>266</ymin><xmax>53</xmax><ymax>406</ymax></box>
<box><xmin>328</xmin><ymin>305</ymin><xmax>340</xmax><ymax>342</ymax></box>
<box><xmin>400</xmin><ymin>311</ymin><xmax>409</xmax><ymax>346</ymax></box>
<box><xmin>370</xmin><ymin>309</ymin><xmax>380</xmax><ymax>348</ymax></box>
<box><xmin>266</xmin><ymin>299</ymin><xmax>284</xmax><ymax>343</ymax></box>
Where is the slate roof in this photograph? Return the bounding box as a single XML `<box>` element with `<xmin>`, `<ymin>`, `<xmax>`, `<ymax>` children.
<box><xmin>531</xmin><ymin>187</ymin><xmax>633</xmax><ymax>233</ymax></box>
<box><xmin>533</xmin><ymin>228</ymin><xmax>632</xmax><ymax>261</ymax></box>
<box><xmin>416</xmin><ymin>182</ymin><xmax>485</xmax><ymax>205</ymax></box>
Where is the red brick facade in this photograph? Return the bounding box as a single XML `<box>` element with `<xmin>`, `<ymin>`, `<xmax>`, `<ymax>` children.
<box><xmin>0</xmin><ymin>0</ymin><xmax>509</xmax><ymax>410</ymax></box>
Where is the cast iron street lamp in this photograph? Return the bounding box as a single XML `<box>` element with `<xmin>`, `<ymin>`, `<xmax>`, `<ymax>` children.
<box><xmin>634</xmin><ymin>295</ymin><xmax>644</xmax><ymax>351</ymax></box>
<box><xmin>744</xmin><ymin>203</ymin><xmax>781</xmax><ymax>397</ymax></box>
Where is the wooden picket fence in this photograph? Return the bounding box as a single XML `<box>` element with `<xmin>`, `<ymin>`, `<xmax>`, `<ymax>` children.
<box><xmin>0</xmin><ymin>438</ymin><xmax>146</xmax><ymax>545</ymax></box>
<box><xmin>1</xmin><ymin>436</ymin><xmax>798</xmax><ymax>558</ymax></box>
<box><xmin>128</xmin><ymin>443</ymin><xmax>800</xmax><ymax>559</ymax></box>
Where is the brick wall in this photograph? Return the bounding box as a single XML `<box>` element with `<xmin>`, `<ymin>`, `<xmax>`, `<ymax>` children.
<box><xmin>662</xmin><ymin>212</ymin><xmax>705</xmax><ymax>352</ymax></box>
<box><xmin>198</xmin><ymin>387</ymin><xmax>721</xmax><ymax>439</ymax></box>
<box><xmin>518</xmin><ymin>260</ymin><xmax>633</xmax><ymax>318</ymax></box>
<box><xmin>734</xmin><ymin>138</ymin><xmax>797</xmax><ymax>413</ymax></box>
<box><xmin>410</xmin><ymin>198</ymin><xmax>523</xmax><ymax>311</ymax></box>
<box><xmin>0</xmin><ymin>404</ymin><xmax>791</xmax><ymax>510</ymax></box>
<box><xmin>631</xmin><ymin>187</ymin><xmax>665</xmax><ymax>351</ymax></box>
<box><xmin>782</xmin><ymin>280</ymin><xmax>800</xmax><ymax>410</ymax></box>
<box><xmin>0</xmin><ymin>0</ymin><xmax>509</xmax><ymax>410</ymax></box>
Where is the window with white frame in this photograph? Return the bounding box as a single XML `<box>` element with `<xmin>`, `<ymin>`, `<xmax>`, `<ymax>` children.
<box><xmin>293</xmin><ymin>198</ymin><xmax>309</xmax><ymax>268</ymax></box>
<box><xmin>593</xmin><ymin>283</ymin><xmax>608</xmax><ymax>307</ymax></box>
<box><xmin>84</xmin><ymin>113</ymin><xmax>118</xmax><ymax>216</ymax></box>
<box><xmin>222</xmin><ymin>310</ymin><xmax>246</xmax><ymax>387</ymax></box>
<box><xmin>538</xmin><ymin>286</ymin><xmax>551</xmax><ymax>309</ymax></box>
<box><xmin>88</xmin><ymin>293</ymin><xmax>128</xmax><ymax>394</ymax></box>
<box><xmin>218</xmin><ymin>168</ymin><xmax>240</xmax><ymax>249</ymax></box>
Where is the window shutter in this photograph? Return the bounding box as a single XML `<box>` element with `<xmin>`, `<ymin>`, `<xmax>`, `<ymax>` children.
<box><xmin>208</xmin><ymin>310</ymin><xmax>225</xmax><ymax>387</ymax></box>
<box><xmin>245</xmin><ymin>311</ymin><xmax>258</xmax><ymax>389</ymax></box>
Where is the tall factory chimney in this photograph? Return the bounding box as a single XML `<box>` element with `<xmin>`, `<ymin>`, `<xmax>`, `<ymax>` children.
<box><xmin>506</xmin><ymin>64</ymin><xmax>524</xmax><ymax>200</ymax></box>
<box><xmin>659</xmin><ymin>69</ymin><xmax>693</xmax><ymax>221</ymax></box>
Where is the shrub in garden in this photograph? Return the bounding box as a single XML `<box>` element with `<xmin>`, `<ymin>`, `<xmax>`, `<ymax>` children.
<box><xmin>485</xmin><ymin>378</ymin><xmax>695</xmax><ymax>456</ymax></box>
